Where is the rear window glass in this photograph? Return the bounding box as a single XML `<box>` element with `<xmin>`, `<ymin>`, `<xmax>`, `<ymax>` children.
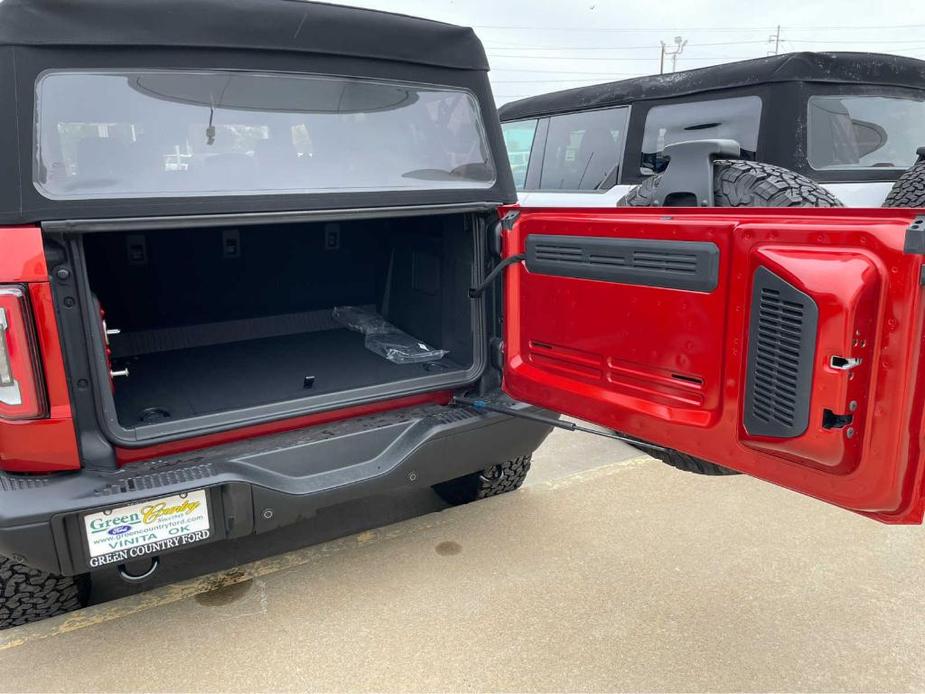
<box><xmin>501</xmin><ymin>119</ymin><xmax>538</xmax><ymax>190</ymax></box>
<box><xmin>641</xmin><ymin>96</ymin><xmax>761</xmax><ymax>174</ymax></box>
<box><xmin>807</xmin><ymin>95</ymin><xmax>925</xmax><ymax>170</ymax></box>
<box><xmin>34</xmin><ymin>70</ymin><xmax>496</xmax><ymax>200</ymax></box>
<box><xmin>538</xmin><ymin>107</ymin><xmax>628</xmax><ymax>191</ymax></box>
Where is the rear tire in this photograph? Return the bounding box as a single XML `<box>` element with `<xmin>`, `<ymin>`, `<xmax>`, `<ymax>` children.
<box><xmin>0</xmin><ymin>555</ymin><xmax>90</xmax><ymax>629</ymax></box>
<box><xmin>648</xmin><ymin>449</ymin><xmax>741</xmax><ymax>476</ymax></box>
<box><xmin>619</xmin><ymin>160</ymin><xmax>844</xmax><ymax>208</ymax></box>
<box><xmin>883</xmin><ymin>157</ymin><xmax>925</xmax><ymax>207</ymax></box>
<box><xmin>433</xmin><ymin>455</ymin><xmax>532</xmax><ymax>505</ymax></box>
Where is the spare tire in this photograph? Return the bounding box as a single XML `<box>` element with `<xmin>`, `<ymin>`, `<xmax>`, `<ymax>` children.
<box><xmin>883</xmin><ymin>155</ymin><xmax>925</xmax><ymax>208</ymax></box>
<box><xmin>619</xmin><ymin>160</ymin><xmax>843</xmax><ymax>208</ymax></box>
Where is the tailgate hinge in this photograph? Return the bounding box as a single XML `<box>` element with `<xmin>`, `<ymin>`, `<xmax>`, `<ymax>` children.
<box><xmin>489</xmin><ymin>210</ymin><xmax>519</xmax><ymax>257</ymax></box>
<box><xmin>500</xmin><ymin>209</ymin><xmax>520</xmax><ymax>230</ymax></box>
<box><xmin>469</xmin><ymin>211</ymin><xmax>523</xmax><ymax>298</ymax></box>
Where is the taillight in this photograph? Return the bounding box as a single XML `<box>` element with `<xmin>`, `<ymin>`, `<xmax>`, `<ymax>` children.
<box><xmin>0</xmin><ymin>285</ymin><xmax>47</xmax><ymax>420</ymax></box>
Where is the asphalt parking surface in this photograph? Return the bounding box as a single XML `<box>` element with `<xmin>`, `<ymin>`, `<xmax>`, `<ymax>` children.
<box><xmin>1</xmin><ymin>428</ymin><xmax>923</xmax><ymax>692</ymax></box>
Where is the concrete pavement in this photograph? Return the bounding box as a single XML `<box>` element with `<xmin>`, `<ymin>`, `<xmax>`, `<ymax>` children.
<box><xmin>1</xmin><ymin>430</ymin><xmax>924</xmax><ymax>692</ymax></box>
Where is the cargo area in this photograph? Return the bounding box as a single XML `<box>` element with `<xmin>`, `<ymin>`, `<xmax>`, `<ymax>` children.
<box><xmin>80</xmin><ymin>213</ymin><xmax>482</xmax><ymax>436</ymax></box>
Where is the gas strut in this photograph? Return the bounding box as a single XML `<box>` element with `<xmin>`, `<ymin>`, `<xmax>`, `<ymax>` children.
<box><xmin>453</xmin><ymin>396</ymin><xmax>666</xmax><ymax>452</ymax></box>
<box><xmin>468</xmin><ymin>254</ymin><xmax>526</xmax><ymax>298</ymax></box>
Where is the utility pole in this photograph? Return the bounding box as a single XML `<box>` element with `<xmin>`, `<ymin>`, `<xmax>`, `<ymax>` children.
<box><xmin>659</xmin><ymin>41</ymin><xmax>666</xmax><ymax>74</ymax></box>
<box><xmin>768</xmin><ymin>25</ymin><xmax>781</xmax><ymax>55</ymax></box>
<box><xmin>662</xmin><ymin>36</ymin><xmax>686</xmax><ymax>73</ymax></box>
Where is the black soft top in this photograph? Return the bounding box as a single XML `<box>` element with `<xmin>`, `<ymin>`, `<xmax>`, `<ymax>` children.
<box><xmin>0</xmin><ymin>0</ymin><xmax>489</xmax><ymax>70</ymax></box>
<box><xmin>0</xmin><ymin>0</ymin><xmax>515</xmax><ymax>224</ymax></box>
<box><xmin>499</xmin><ymin>52</ymin><xmax>925</xmax><ymax>120</ymax></box>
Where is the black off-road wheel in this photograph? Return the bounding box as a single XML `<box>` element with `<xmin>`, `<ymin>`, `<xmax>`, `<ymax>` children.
<box><xmin>647</xmin><ymin>448</ymin><xmax>741</xmax><ymax>476</ymax></box>
<box><xmin>617</xmin><ymin>432</ymin><xmax>740</xmax><ymax>476</ymax></box>
<box><xmin>883</xmin><ymin>152</ymin><xmax>925</xmax><ymax>207</ymax></box>
<box><xmin>433</xmin><ymin>455</ymin><xmax>532</xmax><ymax>505</ymax></box>
<box><xmin>0</xmin><ymin>555</ymin><xmax>91</xmax><ymax>629</ymax></box>
<box><xmin>619</xmin><ymin>160</ymin><xmax>844</xmax><ymax>208</ymax></box>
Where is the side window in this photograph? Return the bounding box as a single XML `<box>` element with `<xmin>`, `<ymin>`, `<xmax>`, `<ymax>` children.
<box><xmin>537</xmin><ymin>107</ymin><xmax>628</xmax><ymax>191</ymax></box>
<box><xmin>807</xmin><ymin>95</ymin><xmax>925</xmax><ymax>170</ymax></box>
<box><xmin>501</xmin><ymin>119</ymin><xmax>538</xmax><ymax>190</ymax></box>
<box><xmin>641</xmin><ymin>96</ymin><xmax>762</xmax><ymax>175</ymax></box>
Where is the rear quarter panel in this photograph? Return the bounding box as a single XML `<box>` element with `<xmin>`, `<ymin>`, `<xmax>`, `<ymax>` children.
<box><xmin>0</xmin><ymin>227</ymin><xmax>80</xmax><ymax>472</ymax></box>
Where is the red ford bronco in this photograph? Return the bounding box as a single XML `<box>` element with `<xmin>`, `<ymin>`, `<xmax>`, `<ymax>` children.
<box><xmin>2</xmin><ymin>0</ymin><xmax>925</xmax><ymax>629</ymax></box>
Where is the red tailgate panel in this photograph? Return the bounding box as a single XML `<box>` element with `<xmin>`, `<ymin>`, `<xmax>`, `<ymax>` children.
<box><xmin>504</xmin><ymin>208</ymin><xmax>925</xmax><ymax>523</ymax></box>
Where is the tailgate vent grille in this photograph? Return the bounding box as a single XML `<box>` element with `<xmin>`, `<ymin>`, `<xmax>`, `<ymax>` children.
<box><xmin>533</xmin><ymin>243</ymin><xmax>586</xmax><ymax>263</ymax></box>
<box><xmin>525</xmin><ymin>235</ymin><xmax>719</xmax><ymax>292</ymax></box>
<box><xmin>631</xmin><ymin>250</ymin><xmax>699</xmax><ymax>274</ymax></box>
<box><xmin>532</xmin><ymin>243</ymin><xmax>700</xmax><ymax>275</ymax></box>
<box><xmin>744</xmin><ymin>268</ymin><xmax>818</xmax><ymax>438</ymax></box>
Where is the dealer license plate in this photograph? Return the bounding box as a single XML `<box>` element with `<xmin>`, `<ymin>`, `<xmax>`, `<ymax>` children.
<box><xmin>83</xmin><ymin>490</ymin><xmax>211</xmax><ymax>568</ymax></box>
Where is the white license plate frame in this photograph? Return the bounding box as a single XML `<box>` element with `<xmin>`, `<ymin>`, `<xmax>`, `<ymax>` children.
<box><xmin>82</xmin><ymin>489</ymin><xmax>212</xmax><ymax>568</ymax></box>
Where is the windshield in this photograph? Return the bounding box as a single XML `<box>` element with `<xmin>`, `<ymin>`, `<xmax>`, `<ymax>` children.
<box><xmin>807</xmin><ymin>95</ymin><xmax>925</xmax><ymax>170</ymax></box>
<box><xmin>34</xmin><ymin>70</ymin><xmax>496</xmax><ymax>199</ymax></box>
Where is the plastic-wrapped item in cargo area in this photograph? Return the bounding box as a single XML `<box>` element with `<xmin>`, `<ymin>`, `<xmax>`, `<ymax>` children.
<box><xmin>332</xmin><ymin>306</ymin><xmax>448</xmax><ymax>365</ymax></box>
<box><xmin>363</xmin><ymin>330</ymin><xmax>449</xmax><ymax>365</ymax></box>
<box><xmin>331</xmin><ymin>305</ymin><xmax>392</xmax><ymax>335</ymax></box>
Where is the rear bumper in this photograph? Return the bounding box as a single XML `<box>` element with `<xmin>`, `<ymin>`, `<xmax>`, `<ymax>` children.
<box><xmin>0</xmin><ymin>400</ymin><xmax>553</xmax><ymax>575</ymax></box>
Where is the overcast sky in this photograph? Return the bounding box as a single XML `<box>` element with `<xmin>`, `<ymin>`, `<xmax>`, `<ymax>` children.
<box><xmin>329</xmin><ymin>0</ymin><xmax>925</xmax><ymax>105</ymax></box>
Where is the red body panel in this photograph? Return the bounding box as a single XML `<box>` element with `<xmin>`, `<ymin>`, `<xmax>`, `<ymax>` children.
<box><xmin>0</xmin><ymin>227</ymin><xmax>47</xmax><ymax>283</ymax></box>
<box><xmin>504</xmin><ymin>207</ymin><xmax>925</xmax><ymax>524</ymax></box>
<box><xmin>0</xmin><ymin>227</ymin><xmax>81</xmax><ymax>472</ymax></box>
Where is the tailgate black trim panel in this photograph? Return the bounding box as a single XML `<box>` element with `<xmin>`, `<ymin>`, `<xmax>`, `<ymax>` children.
<box><xmin>525</xmin><ymin>234</ymin><xmax>720</xmax><ymax>292</ymax></box>
<box><xmin>743</xmin><ymin>267</ymin><xmax>818</xmax><ymax>438</ymax></box>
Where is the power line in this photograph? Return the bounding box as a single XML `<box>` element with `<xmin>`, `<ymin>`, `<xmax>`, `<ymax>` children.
<box><xmin>491</xmin><ymin>67</ymin><xmax>640</xmax><ymax>75</ymax></box>
<box><xmin>491</xmin><ymin>77</ymin><xmax>625</xmax><ymax>83</ymax></box>
<box><xmin>473</xmin><ymin>23</ymin><xmax>925</xmax><ymax>33</ymax></box>
<box><xmin>485</xmin><ymin>38</ymin><xmax>925</xmax><ymax>52</ymax></box>
<box><xmin>774</xmin><ymin>24</ymin><xmax>925</xmax><ymax>31</ymax></box>
<box><xmin>786</xmin><ymin>38</ymin><xmax>925</xmax><ymax>45</ymax></box>
<box><xmin>485</xmin><ymin>39</ymin><xmax>772</xmax><ymax>51</ymax></box>
<box><xmin>488</xmin><ymin>48</ymin><xmax>925</xmax><ymax>62</ymax></box>
<box><xmin>488</xmin><ymin>54</ymin><xmax>757</xmax><ymax>62</ymax></box>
